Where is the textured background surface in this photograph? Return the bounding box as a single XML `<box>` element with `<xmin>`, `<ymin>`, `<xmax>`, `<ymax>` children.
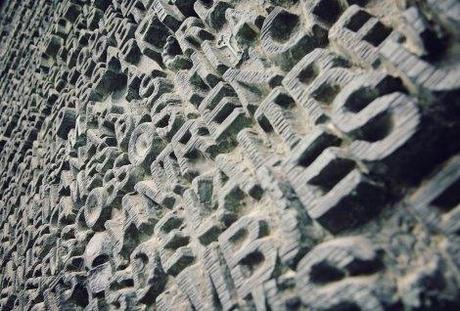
<box><xmin>0</xmin><ymin>0</ymin><xmax>459</xmax><ymax>310</ymax></box>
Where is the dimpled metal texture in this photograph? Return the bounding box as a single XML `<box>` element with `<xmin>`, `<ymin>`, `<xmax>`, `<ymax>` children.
<box><xmin>0</xmin><ymin>0</ymin><xmax>459</xmax><ymax>310</ymax></box>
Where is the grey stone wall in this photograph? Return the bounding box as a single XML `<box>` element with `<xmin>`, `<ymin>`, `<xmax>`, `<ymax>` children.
<box><xmin>0</xmin><ymin>0</ymin><xmax>459</xmax><ymax>309</ymax></box>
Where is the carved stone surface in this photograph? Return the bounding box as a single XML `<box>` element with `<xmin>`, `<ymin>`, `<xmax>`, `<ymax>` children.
<box><xmin>0</xmin><ymin>0</ymin><xmax>459</xmax><ymax>310</ymax></box>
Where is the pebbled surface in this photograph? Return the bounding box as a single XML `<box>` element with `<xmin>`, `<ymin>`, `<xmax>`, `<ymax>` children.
<box><xmin>0</xmin><ymin>0</ymin><xmax>459</xmax><ymax>310</ymax></box>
